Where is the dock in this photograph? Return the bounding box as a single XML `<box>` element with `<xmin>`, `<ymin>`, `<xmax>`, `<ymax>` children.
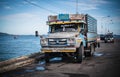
<box><xmin>0</xmin><ymin>52</ymin><xmax>44</xmax><ymax>73</ymax></box>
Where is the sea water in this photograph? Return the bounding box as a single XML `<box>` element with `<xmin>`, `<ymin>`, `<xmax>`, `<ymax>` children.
<box><xmin>0</xmin><ymin>35</ymin><xmax>41</xmax><ymax>61</ymax></box>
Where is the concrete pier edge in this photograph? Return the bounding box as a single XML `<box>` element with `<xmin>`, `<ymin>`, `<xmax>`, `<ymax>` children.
<box><xmin>0</xmin><ymin>52</ymin><xmax>44</xmax><ymax>73</ymax></box>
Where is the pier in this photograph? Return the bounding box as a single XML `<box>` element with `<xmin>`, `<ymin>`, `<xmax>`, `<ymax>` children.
<box><xmin>0</xmin><ymin>39</ymin><xmax>120</xmax><ymax>77</ymax></box>
<box><xmin>0</xmin><ymin>52</ymin><xmax>44</xmax><ymax>73</ymax></box>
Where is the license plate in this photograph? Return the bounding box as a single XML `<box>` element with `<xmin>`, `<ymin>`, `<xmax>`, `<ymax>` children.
<box><xmin>53</xmin><ymin>49</ymin><xmax>57</xmax><ymax>52</ymax></box>
<box><xmin>53</xmin><ymin>48</ymin><xmax>60</xmax><ymax>52</ymax></box>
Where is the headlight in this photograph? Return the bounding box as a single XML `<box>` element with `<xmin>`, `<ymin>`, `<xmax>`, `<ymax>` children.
<box><xmin>40</xmin><ymin>38</ymin><xmax>48</xmax><ymax>46</ymax></box>
<box><xmin>61</xmin><ymin>39</ymin><xmax>66</xmax><ymax>41</ymax></box>
<box><xmin>67</xmin><ymin>38</ymin><xmax>75</xmax><ymax>45</ymax></box>
<box><xmin>49</xmin><ymin>39</ymin><xmax>54</xmax><ymax>41</ymax></box>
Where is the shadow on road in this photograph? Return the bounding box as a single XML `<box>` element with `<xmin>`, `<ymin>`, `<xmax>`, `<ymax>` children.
<box><xmin>63</xmin><ymin>73</ymin><xmax>89</xmax><ymax>77</ymax></box>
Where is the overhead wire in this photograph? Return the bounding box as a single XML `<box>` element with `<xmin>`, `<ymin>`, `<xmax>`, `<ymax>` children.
<box><xmin>24</xmin><ymin>0</ymin><xmax>58</xmax><ymax>14</ymax></box>
<box><xmin>24</xmin><ymin>0</ymin><xmax>79</xmax><ymax>14</ymax></box>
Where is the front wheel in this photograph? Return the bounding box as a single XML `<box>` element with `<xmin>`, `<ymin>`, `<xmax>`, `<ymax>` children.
<box><xmin>76</xmin><ymin>45</ymin><xmax>84</xmax><ymax>63</ymax></box>
<box><xmin>45</xmin><ymin>53</ymin><xmax>50</xmax><ymax>63</ymax></box>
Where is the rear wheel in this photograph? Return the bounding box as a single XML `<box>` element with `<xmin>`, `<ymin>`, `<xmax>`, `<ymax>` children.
<box><xmin>112</xmin><ymin>40</ymin><xmax>114</xmax><ymax>43</ymax></box>
<box><xmin>98</xmin><ymin>42</ymin><xmax>100</xmax><ymax>47</ymax></box>
<box><xmin>90</xmin><ymin>44</ymin><xmax>95</xmax><ymax>56</ymax></box>
<box><xmin>105</xmin><ymin>40</ymin><xmax>107</xmax><ymax>43</ymax></box>
<box><xmin>76</xmin><ymin>45</ymin><xmax>84</xmax><ymax>63</ymax></box>
<box><xmin>85</xmin><ymin>44</ymin><xmax>95</xmax><ymax>57</ymax></box>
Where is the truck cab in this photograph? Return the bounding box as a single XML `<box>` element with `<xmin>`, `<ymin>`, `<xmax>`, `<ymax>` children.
<box><xmin>40</xmin><ymin>14</ymin><xmax>100</xmax><ymax>63</ymax></box>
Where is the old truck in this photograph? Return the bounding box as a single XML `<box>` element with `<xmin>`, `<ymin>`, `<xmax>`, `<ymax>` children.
<box><xmin>40</xmin><ymin>14</ymin><xmax>100</xmax><ymax>63</ymax></box>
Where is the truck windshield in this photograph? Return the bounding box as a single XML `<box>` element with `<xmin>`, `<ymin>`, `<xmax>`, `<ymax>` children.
<box><xmin>54</xmin><ymin>24</ymin><xmax>78</xmax><ymax>32</ymax></box>
<box><xmin>105</xmin><ymin>35</ymin><xmax>113</xmax><ymax>38</ymax></box>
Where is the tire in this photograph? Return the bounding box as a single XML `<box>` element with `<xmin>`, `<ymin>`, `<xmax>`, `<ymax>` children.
<box><xmin>45</xmin><ymin>53</ymin><xmax>50</xmax><ymax>63</ymax></box>
<box><xmin>62</xmin><ymin>53</ymin><xmax>68</xmax><ymax>61</ymax></box>
<box><xmin>76</xmin><ymin>45</ymin><xmax>84</xmax><ymax>63</ymax></box>
<box><xmin>98</xmin><ymin>42</ymin><xmax>100</xmax><ymax>47</ymax></box>
<box><xmin>105</xmin><ymin>41</ymin><xmax>107</xmax><ymax>43</ymax></box>
<box><xmin>112</xmin><ymin>40</ymin><xmax>114</xmax><ymax>43</ymax></box>
<box><xmin>91</xmin><ymin>44</ymin><xmax>95</xmax><ymax>56</ymax></box>
<box><xmin>86</xmin><ymin>44</ymin><xmax>95</xmax><ymax>57</ymax></box>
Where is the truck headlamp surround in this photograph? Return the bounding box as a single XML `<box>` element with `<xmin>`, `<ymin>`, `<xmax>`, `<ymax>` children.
<box><xmin>40</xmin><ymin>38</ymin><xmax>48</xmax><ymax>46</ymax></box>
<box><xmin>67</xmin><ymin>38</ymin><xmax>75</xmax><ymax>45</ymax></box>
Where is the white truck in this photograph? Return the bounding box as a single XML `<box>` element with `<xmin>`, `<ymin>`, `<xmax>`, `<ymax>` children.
<box><xmin>40</xmin><ymin>14</ymin><xmax>100</xmax><ymax>63</ymax></box>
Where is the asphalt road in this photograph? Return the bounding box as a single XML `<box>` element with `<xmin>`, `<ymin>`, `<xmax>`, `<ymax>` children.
<box><xmin>1</xmin><ymin>39</ymin><xmax>120</xmax><ymax>77</ymax></box>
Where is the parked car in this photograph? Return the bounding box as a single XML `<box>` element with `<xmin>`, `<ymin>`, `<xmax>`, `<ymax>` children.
<box><xmin>104</xmin><ymin>35</ymin><xmax>114</xmax><ymax>43</ymax></box>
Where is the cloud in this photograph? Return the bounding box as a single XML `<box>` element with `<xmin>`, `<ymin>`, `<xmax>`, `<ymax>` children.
<box><xmin>78</xmin><ymin>3</ymin><xmax>98</xmax><ymax>10</ymax></box>
<box><xmin>116</xmin><ymin>9</ymin><xmax>120</xmax><ymax>13</ymax></box>
<box><xmin>92</xmin><ymin>14</ymin><xmax>120</xmax><ymax>34</ymax></box>
<box><xmin>79</xmin><ymin>0</ymin><xmax>110</xmax><ymax>10</ymax></box>
<box><xmin>0</xmin><ymin>5</ymin><xmax>12</xmax><ymax>10</ymax></box>
<box><xmin>21</xmin><ymin>1</ymin><xmax>28</xmax><ymax>5</ymax></box>
<box><xmin>0</xmin><ymin>1</ymin><xmax>12</xmax><ymax>10</ymax></box>
<box><xmin>4</xmin><ymin>6</ymin><xmax>12</xmax><ymax>9</ymax></box>
<box><xmin>0</xmin><ymin>2</ymin><xmax>8</xmax><ymax>5</ymax></box>
<box><xmin>22</xmin><ymin>0</ymin><xmax>38</xmax><ymax>5</ymax></box>
<box><xmin>89</xmin><ymin>0</ymin><xmax>110</xmax><ymax>4</ymax></box>
<box><xmin>0</xmin><ymin>13</ymin><xmax>48</xmax><ymax>35</ymax></box>
<box><xmin>110</xmin><ymin>16</ymin><xmax>120</xmax><ymax>23</ymax></box>
<box><xmin>96</xmin><ymin>16</ymin><xmax>120</xmax><ymax>33</ymax></box>
<box><xmin>0</xmin><ymin>13</ymin><xmax>40</xmax><ymax>21</ymax></box>
<box><xmin>58</xmin><ymin>0</ymin><xmax>110</xmax><ymax>11</ymax></box>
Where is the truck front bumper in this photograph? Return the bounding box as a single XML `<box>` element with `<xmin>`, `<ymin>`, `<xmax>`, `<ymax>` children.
<box><xmin>41</xmin><ymin>47</ymin><xmax>76</xmax><ymax>53</ymax></box>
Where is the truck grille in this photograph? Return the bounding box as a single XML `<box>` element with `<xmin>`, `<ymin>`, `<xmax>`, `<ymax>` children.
<box><xmin>48</xmin><ymin>38</ymin><xmax>67</xmax><ymax>46</ymax></box>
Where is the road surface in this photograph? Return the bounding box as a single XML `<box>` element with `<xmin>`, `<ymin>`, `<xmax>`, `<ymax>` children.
<box><xmin>0</xmin><ymin>39</ymin><xmax>120</xmax><ymax>77</ymax></box>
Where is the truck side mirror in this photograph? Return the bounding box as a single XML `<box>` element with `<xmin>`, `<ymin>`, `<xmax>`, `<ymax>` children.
<box><xmin>35</xmin><ymin>31</ymin><xmax>39</xmax><ymax>37</ymax></box>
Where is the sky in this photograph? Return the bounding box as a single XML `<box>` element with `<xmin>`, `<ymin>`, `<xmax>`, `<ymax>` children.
<box><xmin>0</xmin><ymin>0</ymin><xmax>120</xmax><ymax>35</ymax></box>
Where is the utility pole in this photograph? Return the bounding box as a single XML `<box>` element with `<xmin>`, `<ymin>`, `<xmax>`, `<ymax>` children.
<box><xmin>76</xmin><ymin>0</ymin><xmax>78</xmax><ymax>14</ymax></box>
